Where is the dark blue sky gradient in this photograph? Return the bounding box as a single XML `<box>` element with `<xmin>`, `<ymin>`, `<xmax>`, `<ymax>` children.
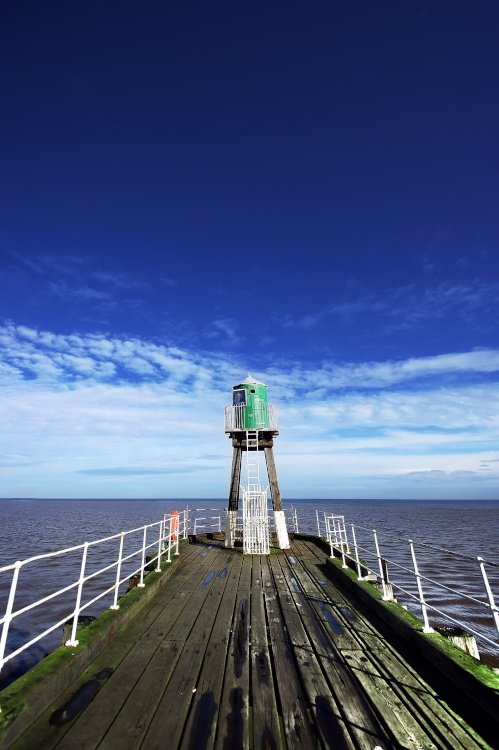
<box><xmin>1</xmin><ymin>2</ymin><xmax>499</xmax><ymax>498</ymax></box>
<box><xmin>2</xmin><ymin>2</ymin><xmax>498</xmax><ymax>362</ymax></box>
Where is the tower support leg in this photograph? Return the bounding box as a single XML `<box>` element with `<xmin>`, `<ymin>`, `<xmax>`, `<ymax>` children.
<box><xmin>264</xmin><ymin>447</ymin><xmax>289</xmax><ymax>549</ymax></box>
<box><xmin>226</xmin><ymin>446</ymin><xmax>242</xmax><ymax>547</ymax></box>
<box><xmin>264</xmin><ymin>447</ymin><xmax>282</xmax><ymax>510</ymax></box>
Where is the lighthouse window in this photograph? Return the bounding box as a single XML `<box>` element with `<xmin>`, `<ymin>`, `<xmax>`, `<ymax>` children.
<box><xmin>250</xmin><ymin>389</ymin><xmax>256</xmax><ymax>393</ymax></box>
<box><xmin>233</xmin><ymin>389</ymin><xmax>246</xmax><ymax>406</ymax></box>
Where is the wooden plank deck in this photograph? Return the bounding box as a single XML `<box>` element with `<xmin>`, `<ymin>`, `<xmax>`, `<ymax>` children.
<box><xmin>11</xmin><ymin>539</ymin><xmax>493</xmax><ymax>749</ymax></box>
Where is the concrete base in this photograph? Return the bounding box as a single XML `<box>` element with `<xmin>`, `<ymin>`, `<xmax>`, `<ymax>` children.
<box><xmin>274</xmin><ymin>510</ymin><xmax>290</xmax><ymax>549</ymax></box>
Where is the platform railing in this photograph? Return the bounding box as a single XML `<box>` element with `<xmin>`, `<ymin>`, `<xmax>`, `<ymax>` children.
<box><xmin>224</xmin><ymin>403</ymin><xmax>278</xmax><ymax>432</ymax></box>
<box><xmin>0</xmin><ymin>509</ymin><xmax>188</xmax><ymax>677</ymax></box>
<box><xmin>324</xmin><ymin>520</ymin><xmax>499</xmax><ymax>655</ymax></box>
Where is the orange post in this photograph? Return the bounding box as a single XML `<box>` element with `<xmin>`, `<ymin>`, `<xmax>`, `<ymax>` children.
<box><xmin>170</xmin><ymin>509</ymin><xmax>180</xmax><ymax>541</ymax></box>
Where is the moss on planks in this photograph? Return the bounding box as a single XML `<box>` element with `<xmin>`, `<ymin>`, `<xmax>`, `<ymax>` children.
<box><xmin>0</xmin><ymin>541</ymin><xmax>188</xmax><ymax>744</ymax></box>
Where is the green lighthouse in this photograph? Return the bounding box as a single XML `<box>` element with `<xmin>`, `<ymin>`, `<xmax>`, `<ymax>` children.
<box><xmin>232</xmin><ymin>375</ymin><xmax>271</xmax><ymax>430</ymax></box>
<box><xmin>224</xmin><ymin>374</ymin><xmax>289</xmax><ymax>553</ymax></box>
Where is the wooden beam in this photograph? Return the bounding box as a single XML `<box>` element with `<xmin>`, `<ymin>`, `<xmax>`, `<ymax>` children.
<box><xmin>230</xmin><ymin>432</ymin><xmax>276</xmax><ymax>449</ymax></box>
<box><xmin>228</xmin><ymin>446</ymin><xmax>242</xmax><ymax>511</ymax></box>
<box><xmin>264</xmin><ymin>446</ymin><xmax>282</xmax><ymax>511</ymax></box>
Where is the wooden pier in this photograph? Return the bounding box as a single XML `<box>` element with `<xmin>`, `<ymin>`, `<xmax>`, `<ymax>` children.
<box><xmin>7</xmin><ymin>538</ymin><xmax>496</xmax><ymax>749</ymax></box>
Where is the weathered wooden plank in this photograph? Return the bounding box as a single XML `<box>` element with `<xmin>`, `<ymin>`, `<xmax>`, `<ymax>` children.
<box><xmin>52</xmin><ymin>547</ymin><xmax>227</xmax><ymax>750</ymax></box>
<box><xmin>179</xmin><ymin>554</ymin><xmax>243</xmax><ymax>749</ymax></box>
<box><xmin>299</xmin><ymin>546</ymin><xmax>490</xmax><ymax>749</ymax></box>
<box><xmin>250</xmin><ymin>556</ymin><xmax>284</xmax><ymax>750</ymax></box>
<box><xmin>250</xmin><ymin>555</ymin><xmax>284</xmax><ymax>748</ymax></box>
<box><xmin>214</xmin><ymin>554</ymin><xmax>252</xmax><ymax>750</ymax></box>
<box><xmin>298</xmin><ymin>555</ymin><xmax>446</xmax><ymax>747</ymax></box>
<box><xmin>288</xmin><ymin>552</ymin><xmax>431</xmax><ymax>748</ymax></box>
<box><xmin>278</xmin><ymin>552</ymin><xmax>392</xmax><ymax>750</ymax></box>
<box><xmin>261</xmin><ymin>556</ymin><xmax>317</xmax><ymax>749</ymax></box>
<box><xmin>136</xmin><ymin>552</ymin><xmax>236</xmax><ymax>749</ymax></box>
<box><xmin>93</xmin><ymin>554</ymin><xmax>229</xmax><ymax>750</ymax></box>
<box><xmin>11</xmin><ymin>543</ymin><xmax>216</xmax><ymax>750</ymax></box>
<box><xmin>269</xmin><ymin>554</ymin><xmax>356</xmax><ymax>750</ymax></box>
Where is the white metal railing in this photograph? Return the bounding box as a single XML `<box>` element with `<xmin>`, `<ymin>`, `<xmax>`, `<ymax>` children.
<box><xmin>224</xmin><ymin>403</ymin><xmax>278</xmax><ymax>432</ymax></box>
<box><xmin>0</xmin><ymin>509</ymin><xmax>188</xmax><ymax>677</ymax></box>
<box><xmin>189</xmin><ymin>503</ymin><xmax>295</xmax><ymax>539</ymax></box>
<box><xmin>191</xmin><ymin>507</ymin><xmax>223</xmax><ymax>535</ymax></box>
<box><xmin>317</xmin><ymin>518</ymin><xmax>499</xmax><ymax>656</ymax></box>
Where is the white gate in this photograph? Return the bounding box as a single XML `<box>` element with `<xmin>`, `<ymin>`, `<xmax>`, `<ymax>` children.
<box><xmin>242</xmin><ymin>488</ymin><xmax>270</xmax><ymax>554</ymax></box>
<box><xmin>326</xmin><ymin>514</ymin><xmax>348</xmax><ymax>550</ymax></box>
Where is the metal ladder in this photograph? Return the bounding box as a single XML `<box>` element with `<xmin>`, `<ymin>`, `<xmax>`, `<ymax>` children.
<box><xmin>243</xmin><ymin>429</ymin><xmax>270</xmax><ymax>554</ymax></box>
<box><xmin>245</xmin><ymin>430</ymin><xmax>260</xmax><ymax>492</ymax></box>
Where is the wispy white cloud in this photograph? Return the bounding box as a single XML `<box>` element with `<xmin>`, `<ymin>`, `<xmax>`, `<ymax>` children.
<box><xmin>8</xmin><ymin>252</ymin><xmax>158</xmax><ymax>311</ymax></box>
<box><xmin>204</xmin><ymin>318</ymin><xmax>242</xmax><ymax>346</ymax></box>
<box><xmin>279</xmin><ymin>279</ymin><xmax>499</xmax><ymax>333</ymax></box>
<box><xmin>267</xmin><ymin>350</ymin><xmax>499</xmax><ymax>396</ymax></box>
<box><xmin>1</xmin><ymin>322</ymin><xmax>499</xmax><ymax>498</ymax></box>
<box><xmin>49</xmin><ymin>280</ymin><xmax>114</xmax><ymax>303</ymax></box>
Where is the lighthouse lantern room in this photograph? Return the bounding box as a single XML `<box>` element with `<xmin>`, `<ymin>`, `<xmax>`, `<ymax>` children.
<box><xmin>224</xmin><ymin>375</ymin><xmax>289</xmax><ymax>553</ymax></box>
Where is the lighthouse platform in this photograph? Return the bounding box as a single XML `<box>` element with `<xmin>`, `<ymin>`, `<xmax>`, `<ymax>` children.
<box><xmin>2</xmin><ymin>536</ymin><xmax>496</xmax><ymax>749</ymax></box>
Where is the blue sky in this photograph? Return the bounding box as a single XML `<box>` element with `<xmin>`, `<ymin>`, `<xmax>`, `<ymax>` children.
<box><xmin>1</xmin><ymin>2</ymin><xmax>499</xmax><ymax>499</ymax></box>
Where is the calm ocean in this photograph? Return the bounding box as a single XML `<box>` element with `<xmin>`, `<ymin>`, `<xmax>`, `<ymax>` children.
<box><xmin>1</xmin><ymin>498</ymin><xmax>498</xmax><ymax>688</ymax></box>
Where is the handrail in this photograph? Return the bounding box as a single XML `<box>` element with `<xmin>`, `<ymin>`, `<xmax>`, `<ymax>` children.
<box><xmin>0</xmin><ymin>509</ymin><xmax>188</xmax><ymax>677</ymax></box>
<box><xmin>350</xmin><ymin>522</ymin><xmax>499</xmax><ymax>566</ymax></box>
<box><xmin>322</xmin><ymin>518</ymin><xmax>499</xmax><ymax>654</ymax></box>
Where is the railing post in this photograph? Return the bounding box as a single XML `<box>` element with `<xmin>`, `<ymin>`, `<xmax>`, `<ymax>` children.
<box><xmin>339</xmin><ymin>521</ymin><xmax>347</xmax><ymax>569</ymax></box>
<box><xmin>0</xmin><ymin>561</ymin><xmax>21</xmax><ymax>673</ymax></box>
<box><xmin>166</xmin><ymin>516</ymin><xmax>172</xmax><ymax>563</ymax></box>
<box><xmin>293</xmin><ymin>507</ymin><xmax>299</xmax><ymax>533</ymax></box>
<box><xmin>325</xmin><ymin>516</ymin><xmax>331</xmax><ymax>546</ymax></box>
<box><xmin>316</xmin><ymin>509</ymin><xmax>321</xmax><ymax>537</ymax></box>
<box><xmin>373</xmin><ymin>529</ymin><xmax>389</xmax><ymax>600</ymax></box>
<box><xmin>478</xmin><ymin>556</ymin><xmax>499</xmax><ymax>638</ymax></box>
<box><xmin>156</xmin><ymin>519</ymin><xmax>163</xmax><ymax>572</ymax></box>
<box><xmin>327</xmin><ymin>518</ymin><xmax>335</xmax><ymax>558</ymax></box>
<box><xmin>110</xmin><ymin>533</ymin><xmax>125</xmax><ymax>610</ymax></box>
<box><xmin>175</xmin><ymin>513</ymin><xmax>180</xmax><ymax>556</ymax></box>
<box><xmin>351</xmin><ymin>524</ymin><xmax>362</xmax><ymax>579</ymax></box>
<box><xmin>183</xmin><ymin>506</ymin><xmax>189</xmax><ymax>539</ymax></box>
<box><xmin>138</xmin><ymin>525</ymin><xmax>147</xmax><ymax>587</ymax></box>
<box><xmin>409</xmin><ymin>540</ymin><xmax>432</xmax><ymax>632</ymax></box>
<box><xmin>65</xmin><ymin>543</ymin><xmax>89</xmax><ymax>646</ymax></box>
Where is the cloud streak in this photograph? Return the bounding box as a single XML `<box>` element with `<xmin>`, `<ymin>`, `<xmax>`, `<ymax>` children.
<box><xmin>279</xmin><ymin>279</ymin><xmax>499</xmax><ymax>333</ymax></box>
<box><xmin>1</xmin><ymin>322</ymin><xmax>499</xmax><ymax>498</ymax></box>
